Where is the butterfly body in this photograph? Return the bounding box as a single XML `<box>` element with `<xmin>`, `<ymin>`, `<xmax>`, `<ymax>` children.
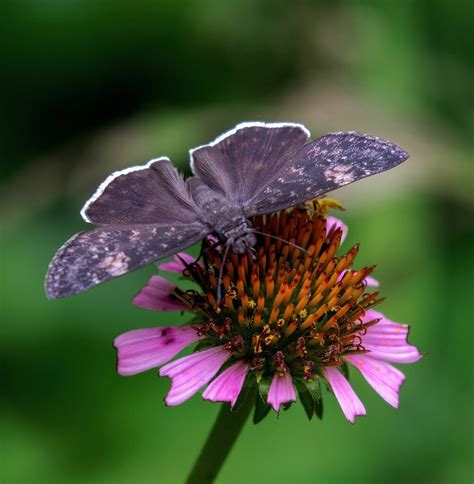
<box><xmin>45</xmin><ymin>122</ymin><xmax>409</xmax><ymax>299</ymax></box>
<box><xmin>186</xmin><ymin>180</ymin><xmax>256</xmax><ymax>253</ymax></box>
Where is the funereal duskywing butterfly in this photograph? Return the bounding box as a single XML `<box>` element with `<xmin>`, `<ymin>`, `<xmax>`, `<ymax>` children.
<box><xmin>45</xmin><ymin>122</ymin><xmax>408</xmax><ymax>299</ymax></box>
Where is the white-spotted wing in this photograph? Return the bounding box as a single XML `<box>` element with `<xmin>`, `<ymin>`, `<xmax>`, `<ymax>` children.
<box><xmin>246</xmin><ymin>131</ymin><xmax>408</xmax><ymax>215</ymax></box>
<box><xmin>46</xmin><ymin>223</ymin><xmax>207</xmax><ymax>299</ymax></box>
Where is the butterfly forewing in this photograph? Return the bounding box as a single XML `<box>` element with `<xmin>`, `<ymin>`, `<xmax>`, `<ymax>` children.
<box><xmin>45</xmin><ymin>223</ymin><xmax>208</xmax><ymax>299</ymax></box>
<box><xmin>190</xmin><ymin>122</ymin><xmax>310</xmax><ymax>206</ymax></box>
<box><xmin>245</xmin><ymin>131</ymin><xmax>409</xmax><ymax>215</ymax></box>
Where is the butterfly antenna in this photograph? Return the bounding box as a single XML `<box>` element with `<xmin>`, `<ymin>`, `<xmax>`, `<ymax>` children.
<box><xmin>251</xmin><ymin>229</ymin><xmax>309</xmax><ymax>254</ymax></box>
<box><xmin>216</xmin><ymin>241</ymin><xmax>231</xmax><ymax>306</ymax></box>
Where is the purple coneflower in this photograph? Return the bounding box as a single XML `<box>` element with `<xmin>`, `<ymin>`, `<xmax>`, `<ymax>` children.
<box><xmin>114</xmin><ymin>206</ymin><xmax>421</xmax><ymax>423</ymax></box>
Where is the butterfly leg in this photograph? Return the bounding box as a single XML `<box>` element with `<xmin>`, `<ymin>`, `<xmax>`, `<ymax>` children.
<box><xmin>216</xmin><ymin>241</ymin><xmax>232</xmax><ymax>306</ymax></box>
<box><xmin>246</xmin><ymin>246</ymin><xmax>257</xmax><ymax>261</ymax></box>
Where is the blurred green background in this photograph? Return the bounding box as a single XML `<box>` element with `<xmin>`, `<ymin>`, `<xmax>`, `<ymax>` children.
<box><xmin>1</xmin><ymin>1</ymin><xmax>473</xmax><ymax>483</ymax></box>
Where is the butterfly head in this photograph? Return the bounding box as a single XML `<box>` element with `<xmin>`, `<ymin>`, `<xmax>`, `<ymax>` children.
<box><xmin>216</xmin><ymin>216</ymin><xmax>256</xmax><ymax>255</ymax></box>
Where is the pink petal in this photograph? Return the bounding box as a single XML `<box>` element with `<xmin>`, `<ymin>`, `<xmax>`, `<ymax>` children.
<box><xmin>158</xmin><ymin>252</ymin><xmax>202</xmax><ymax>273</ymax></box>
<box><xmin>345</xmin><ymin>355</ymin><xmax>405</xmax><ymax>408</ymax></box>
<box><xmin>322</xmin><ymin>366</ymin><xmax>366</xmax><ymax>423</ymax></box>
<box><xmin>202</xmin><ymin>361</ymin><xmax>249</xmax><ymax>408</ymax></box>
<box><xmin>132</xmin><ymin>275</ymin><xmax>187</xmax><ymax>312</ymax></box>
<box><xmin>267</xmin><ymin>371</ymin><xmax>296</xmax><ymax>412</ymax></box>
<box><xmin>206</xmin><ymin>235</ymin><xmax>218</xmax><ymax>244</ymax></box>
<box><xmin>361</xmin><ymin>310</ymin><xmax>422</xmax><ymax>364</ymax></box>
<box><xmin>114</xmin><ymin>325</ymin><xmax>200</xmax><ymax>376</ymax></box>
<box><xmin>159</xmin><ymin>346</ymin><xmax>230</xmax><ymax>406</ymax></box>
<box><xmin>326</xmin><ymin>216</ymin><xmax>348</xmax><ymax>244</ymax></box>
<box><xmin>365</xmin><ymin>275</ymin><xmax>379</xmax><ymax>287</ymax></box>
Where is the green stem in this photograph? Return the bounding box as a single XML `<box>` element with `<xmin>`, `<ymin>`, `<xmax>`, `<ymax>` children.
<box><xmin>185</xmin><ymin>388</ymin><xmax>256</xmax><ymax>484</ymax></box>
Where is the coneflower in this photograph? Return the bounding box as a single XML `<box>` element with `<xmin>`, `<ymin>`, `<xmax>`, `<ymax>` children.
<box><xmin>115</xmin><ymin>206</ymin><xmax>421</xmax><ymax>423</ymax></box>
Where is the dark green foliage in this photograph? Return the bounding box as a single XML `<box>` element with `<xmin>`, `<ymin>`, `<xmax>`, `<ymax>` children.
<box><xmin>339</xmin><ymin>362</ymin><xmax>350</xmax><ymax>381</ymax></box>
<box><xmin>253</xmin><ymin>375</ymin><xmax>272</xmax><ymax>424</ymax></box>
<box><xmin>296</xmin><ymin>381</ymin><xmax>315</xmax><ymax>420</ymax></box>
<box><xmin>296</xmin><ymin>378</ymin><xmax>323</xmax><ymax>421</ymax></box>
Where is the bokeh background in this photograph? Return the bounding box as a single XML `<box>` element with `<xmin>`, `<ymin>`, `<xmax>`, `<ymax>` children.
<box><xmin>2</xmin><ymin>1</ymin><xmax>473</xmax><ymax>483</ymax></box>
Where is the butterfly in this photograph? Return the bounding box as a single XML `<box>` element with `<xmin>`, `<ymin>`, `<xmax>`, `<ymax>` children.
<box><xmin>45</xmin><ymin>121</ymin><xmax>409</xmax><ymax>299</ymax></box>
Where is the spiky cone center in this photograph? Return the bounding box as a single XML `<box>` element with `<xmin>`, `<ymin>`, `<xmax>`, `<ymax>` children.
<box><xmin>173</xmin><ymin>208</ymin><xmax>383</xmax><ymax>382</ymax></box>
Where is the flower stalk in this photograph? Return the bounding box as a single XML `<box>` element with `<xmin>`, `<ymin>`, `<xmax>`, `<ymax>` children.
<box><xmin>186</xmin><ymin>387</ymin><xmax>256</xmax><ymax>484</ymax></box>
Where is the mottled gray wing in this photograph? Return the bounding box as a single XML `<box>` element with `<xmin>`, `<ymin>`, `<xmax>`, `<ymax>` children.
<box><xmin>81</xmin><ymin>157</ymin><xmax>200</xmax><ymax>225</ymax></box>
<box><xmin>45</xmin><ymin>223</ymin><xmax>208</xmax><ymax>299</ymax></box>
<box><xmin>245</xmin><ymin>131</ymin><xmax>409</xmax><ymax>215</ymax></box>
<box><xmin>190</xmin><ymin>122</ymin><xmax>310</xmax><ymax>206</ymax></box>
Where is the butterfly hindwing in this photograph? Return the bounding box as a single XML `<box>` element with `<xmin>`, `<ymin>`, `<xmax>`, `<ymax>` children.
<box><xmin>245</xmin><ymin>131</ymin><xmax>409</xmax><ymax>215</ymax></box>
<box><xmin>190</xmin><ymin>122</ymin><xmax>310</xmax><ymax>206</ymax></box>
<box><xmin>45</xmin><ymin>223</ymin><xmax>208</xmax><ymax>299</ymax></box>
<box><xmin>81</xmin><ymin>157</ymin><xmax>200</xmax><ymax>225</ymax></box>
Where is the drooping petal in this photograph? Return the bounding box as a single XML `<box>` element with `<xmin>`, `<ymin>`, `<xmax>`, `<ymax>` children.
<box><xmin>361</xmin><ymin>310</ymin><xmax>422</xmax><ymax>364</ymax></box>
<box><xmin>323</xmin><ymin>366</ymin><xmax>366</xmax><ymax>423</ymax></box>
<box><xmin>345</xmin><ymin>354</ymin><xmax>405</xmax><ymax>408</ymax></box>
<box><xmin>202</xmin><ymin>360</ymin><xmax>249</xmax><ymax>407</ymax></box>
<box><xmin>326</xmin><ymin>216</ymin><xmax>348</xmax><ymax>244</ymax></box>
<box><xmin>365</xmin><ymin>275</ymin><xmax>380</xmax><ymax>287</ymax></box>
<box><xmin>114</xmin><ymin>325</ymin><xmax>201</xmax><ymax>376</ymax></box>
<box><xmin>132</xmin><ymin>275</ymin><xmax>187</xmax><ymax>312</ymax></box>
<box><xmin>159</xmin><ymin>346</ymin><xmax>230</xmax><ymax>406</ymax></box>
<box><xmin>158</xmin><ymin>252</ymin><xmax>202</xmax><ymax>273</ymax></box>
<box><xmin>267</xmin><ymin>371</ymin><xmax>296</xmax><ymax>412</ymax></box>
